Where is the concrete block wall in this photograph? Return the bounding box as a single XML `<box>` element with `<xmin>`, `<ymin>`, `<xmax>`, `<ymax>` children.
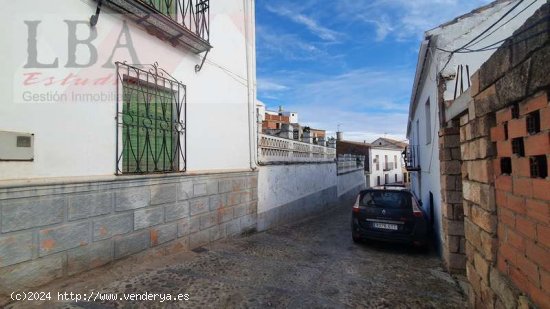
<box><xmin>458</xmin><ymin>4</ymin><xmax>549</xmax><ymax>308</ymax></box>
<box><xmin>0</xmin><ymin>171</ymin><xmax>257</xmax><ymax>300</ymax></box>
<box><xmin>439</xmin><ymin>127</ymin><xmax>466</xmax><ymax>273</ymax></box>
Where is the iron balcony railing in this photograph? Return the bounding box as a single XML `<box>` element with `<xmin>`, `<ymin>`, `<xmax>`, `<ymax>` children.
<box><xmin>402</xmin><ymin>146</ymin><xmax>421</xmax><ymax>172</ymax></box>
<box><xmin>98</xmin><ymin>0</ymin><xmax>211</xmax><ymax>53</ymax></box>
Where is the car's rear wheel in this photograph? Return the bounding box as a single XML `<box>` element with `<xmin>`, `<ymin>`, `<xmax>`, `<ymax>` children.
<box><xmin>352</xmin><ymin>233</ymin><xmax>361</xmax><ymax>243</ymax></box>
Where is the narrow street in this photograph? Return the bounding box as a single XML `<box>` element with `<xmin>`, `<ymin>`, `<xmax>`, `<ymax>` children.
<box><xmin>9</xmin><ymin>204</ymin><xmax>466</xmax><ymax>309</ymax></box>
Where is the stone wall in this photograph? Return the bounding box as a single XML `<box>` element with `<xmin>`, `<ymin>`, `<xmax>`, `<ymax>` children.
<box><xmin>460</xmin><ymin>4</ymin><xmax>549</xmax><ymax>308</ymax></box>
<box><xmin>0</xmin><ymin>171</ymin><xmax>257</xmax><ymax>301</ymax></box>
<box><xmin>439</xmin><ymin>127</ymin><xmax>466</xmax><ymax>273</ymax></box>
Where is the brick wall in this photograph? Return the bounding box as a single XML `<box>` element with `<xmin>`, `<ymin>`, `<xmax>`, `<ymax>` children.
<box><xmin>439</xmin><ymin>127</ymin><xmax>466</xmax><ymax>273</ymax></box>
<box><xmin>492</xmin><ymin>92</ymin><xmax>550</xmax><ymax>308</ymax></box>
<box><xmin>459</xmin><ymin>3</ymin><xmax>549</xmax><ymax>308</ymax></box>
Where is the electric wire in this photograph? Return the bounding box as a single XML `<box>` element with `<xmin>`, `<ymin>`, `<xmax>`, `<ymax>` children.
<box><xmin>461</xmin><ymin>0</ymin><xmax>539</xmax><ymax>51</ymax></box>
<box><xmin>437</xmin><ymin>0</ymin><xmax>528</xmax><ymax>74</ymax></box>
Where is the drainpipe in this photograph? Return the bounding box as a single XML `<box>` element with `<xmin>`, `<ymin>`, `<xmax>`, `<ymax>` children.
<box><xmin>244</xmin><ymin>0</ymin><xmax>258</xmax><ymax>171</ymax></box>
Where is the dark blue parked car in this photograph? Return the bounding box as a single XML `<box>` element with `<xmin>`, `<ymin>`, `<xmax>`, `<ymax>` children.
<box><xmin>351</xmin><ymin>185</ymin><xmax>430</xmax><ymax>247</ymax></box>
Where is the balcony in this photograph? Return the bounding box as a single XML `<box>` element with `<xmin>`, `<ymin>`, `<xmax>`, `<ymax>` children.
<box><xmin>402</xmin><ymin>146</ymin><xmax>421</xmax><ymax>171</ymax></box>
<box><xmin>383</xmin><ymin>163</ymin><xmax>393</xmax><ymax>172</ymax></box>
<box><xmin>98</xmin><ymin>0</ymin><xmax>211</xmax><ymax>53</ymax></box>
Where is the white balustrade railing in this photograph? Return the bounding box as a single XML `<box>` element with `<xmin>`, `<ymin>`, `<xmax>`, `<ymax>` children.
<box><xmin>337</xmin><ymin>154</ymin><xmax>365</xmax><ymax>173</ymax></box>
<box><xmin>259</xmin><ymin>134</ymin><xmax>336</xmax><ymax>164</ymax></box>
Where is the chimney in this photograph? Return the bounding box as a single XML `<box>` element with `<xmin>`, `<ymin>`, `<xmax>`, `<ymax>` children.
<box><xmin>336</xmin><ymin>131</ymin><xmax>344</xmax><ymax>141</ymax></box>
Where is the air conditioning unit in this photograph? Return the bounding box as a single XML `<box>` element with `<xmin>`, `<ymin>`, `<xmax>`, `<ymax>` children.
<box><xmin>0</xmin><ymin>131</ymin><xmax>34</xmax><ymax>161</ymax></box>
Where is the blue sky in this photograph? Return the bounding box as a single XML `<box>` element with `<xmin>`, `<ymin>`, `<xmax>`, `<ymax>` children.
<box><xmin>256</xmin><ymin>0</ymin><xmax>492</xmax><ymax>142</ymax></box>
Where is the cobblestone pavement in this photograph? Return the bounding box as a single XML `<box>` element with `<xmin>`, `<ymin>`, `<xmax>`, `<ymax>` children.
<box><xmin>7</xmin><ymin>205</ymin><xmax>466</xmax><ymax>309</ymax></box>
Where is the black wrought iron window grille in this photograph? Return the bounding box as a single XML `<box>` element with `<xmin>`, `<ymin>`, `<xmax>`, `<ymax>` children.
<box><xmin>96</xmin><ymin>0</ymin><xmax>211</xmax><ymax>53</ymax></box>
<box><xmin>116</xmin><ymin>62</ymin><xmax>186</xmax><ymax>175</ymax></box>
<box><xmin>144</xmin><ymin>0</ymin><xmax>210</xmax><ymax>41</ymax></box>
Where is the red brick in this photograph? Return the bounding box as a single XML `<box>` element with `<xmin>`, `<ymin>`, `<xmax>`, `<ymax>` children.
<box><xmin>508</xmin><ymin>118</ymin><xmax>528</xmax><ymax>138</ymax></box>
<box><xmin>497</xmin><ymin>140</ymin><xmax>513</xmax><ymax>157</ymax></box>
<box><xmin>500</xmin><ymin>243</ymin><xmax>518</xmax><ymax>265</ymax></box>
<box><xmin>496</xmin><ymin>107</ymin><xmax>512</xmax><ymax>124</ymax></box>
<box><xmin>497</xmin><ymin>254</ymin><xmax>509</xmax><ymax>274</ymax></box>
<box><xmin>493</xmin><ymin>159</ymin><xmax>502</xmax><ymax>176</ymax></box>
<box><xmin>533</xmin><ymin>179</ymin><xmax>550</xmax><ymax>201</ymax></box>
<box><xmin>512</xmin><ymin>157</ymin><xmax>531</xmax><ymax>178</ymax></box>
<box><xmin>526</xmin><ymin>199</ymin><xmax>549</xmax><ymax>224</ymax></box>
<box><xmin>524</xmin><ymin>132</ymin><xmax>550</xmax><ymax>156</ymax></box>
<box><xmin>496</xmin><ymin>189</ymin><xmax>508</xmax><ymax>208</ymax></box>
<box><xmin>538</xmin><ymin>225</ymin><xmax>550</xmax><ymax>249</ymax></box>
<box><xmin>520</xmin><ymin>92</ymin><xmax>548</xmax><ymax>116</ymax></box>
<box><xmin>541</xmin><ymin>107</ymin><xmax>550</xmax><ymax>131</ymax></box>
<box><xmin>506</xmin><ymin>193</ymin><xmax>526</xmax><ymax>214</ymax></box>
<box><xmin>510</xmin><ymin>263</ymin><xmax>530</xmax><ymax>288</ymax></box>
<box><xmin>541</xmin><ymin>269</ymin><xmax>550</xmax><ymax>292</ymax></box>
<box><xmin>513</xmin><ymin>177</ymin><xmax>533</xmax><ymax>198</ymax></box>
<box><xmin>525</xmin><ymin>279</ymin><xmax>550</xmax><ymax>309</ymax></box>
<box><xmin>499</xmin><ymin>207</ymin><xmax>516</xmax><ymax>227</ymax></box>
<box><xmin>491</xmin><ymin>125</ymin><xmax>506</xmax><ymax>142</ymax></box>
<box><xmin>526</xmin><ymin>240</ymin><xmax>550</xmax><ymax>272</ymax></box>
<box><xmin>495</xmin><ymin>175</ymin><xmax>512</xmax><ymax>191</ymax></box>
<box><xmin>516</xmin><ymin>216</ymin><xmax>537</xmax><ymax>240</ymax></box>
<box><xmin>507</xmin><ymin>228</ymin><xmax>526</xmax><ymax>251</ymax></box>
<box><xmin>517</xmin><ymin>254</ymin><xmax>540</xmax><ymax>286</ymax></box>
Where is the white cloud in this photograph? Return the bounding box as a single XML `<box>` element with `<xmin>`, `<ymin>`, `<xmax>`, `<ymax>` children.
<box><xmin>336</xmin><ymin>0</ymin><xmax>494</xmax><ymax>41</ymax></box>
<box><xmin>258</xmin><ymin>68</ymin><xmax>413</xmax><ymax>141</ymax></box>
<box><xmin>257</xmin><ymin>78</ymin><xmax>289</xmax><ymax>92</ymax></box>
<box><xmin>256</xmin><ymin>25</ymin><xmax>325</xmax><ymax>61</ymax></box>
<box><xmin>265</xmin><ymin>5</ymin><xmax>343</xmax><ymax>42</ymax></box>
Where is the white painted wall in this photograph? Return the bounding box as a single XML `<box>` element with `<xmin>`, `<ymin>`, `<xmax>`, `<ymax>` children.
<box><xmin>281</xmin><ymin>111</ymin><xmax>299</xmax><ymax>124</ymax></box>
<box><xmin>0</xmin><ymin>0</ymin><xmax>256</xmax><ymax>181</ymax></box>
<box><xmin>257</xmin><ymin>164</ymin><xmax>337</xmax><ymax>214</ymax></box>
<box><xmin>338</xmin><ymin>170</ymin><xmax>366</xmax><ymax>197</ymax></box>
<box><xmin>257</xmin><ymin>163</ymin><xmax>366</xmax><ymax>215</ymax></box>
<box><xmin>368</xmin><ymin>147</ymin><xmax>404</xmax><ymax>187</ymax></box>
<box><xmin>407</xmin><ymin>0</ymin><xmax>545</xmax><ymax>250</ymax></box>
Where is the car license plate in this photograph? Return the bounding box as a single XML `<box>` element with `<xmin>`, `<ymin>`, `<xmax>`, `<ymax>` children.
<box><xmin>372</xmin><ymin>222</ymin><xmax>398</xmax><ymax>230</ymax></box>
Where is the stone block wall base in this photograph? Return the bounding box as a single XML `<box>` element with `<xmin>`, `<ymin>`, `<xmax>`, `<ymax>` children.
<box><xmin>0</xmin><ymin>171</ymin><xmax>258</xmax><ymax>299</ymax></box>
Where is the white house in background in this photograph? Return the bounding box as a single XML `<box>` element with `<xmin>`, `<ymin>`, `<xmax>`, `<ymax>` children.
<box><xmin>368</xmin><ymin>138</ymin><xmax>406</xmax><ymax>187</ymax></box>
<box><xmin>280</xmin><ymin>111</ymin><xmax>299</xmax><ymax>124</ymax></box>
<box><xmin>406</xmin><ymin>0</ymin><xmax>544</xmax><ymax>251</ymax></box>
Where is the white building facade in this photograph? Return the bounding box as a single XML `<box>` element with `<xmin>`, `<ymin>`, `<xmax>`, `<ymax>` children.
<box><xmin>368</xmin><ymin>146</ymin><xmax>405</xmax><ymax>188</ymax></box>
<box><xmin>406</xmin><ymin>0</ymin><xmax>545</xmax><ymax>252</ymax></box>
<box><xmin>0</xmin><ymin>0</ymin><xmax>261</xmax><ymax>296</ymax></box>
<box><xmin>1</xmin><ymin>0</ymin><xmax>258</xmax><ymax>179</ymax></box>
